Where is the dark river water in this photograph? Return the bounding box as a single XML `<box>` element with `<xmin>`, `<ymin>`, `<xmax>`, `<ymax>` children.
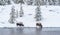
<box><xmin>0</xmin><ymin>27</ymin><xmax>60</xmax><ymax>35</ymax></box>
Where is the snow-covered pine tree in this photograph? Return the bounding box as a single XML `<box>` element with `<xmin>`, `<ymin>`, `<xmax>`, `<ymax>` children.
<box><xmin>56</xmin><ymin>0</ymin><xmax>59</xmax><ymax>5</ymax></box>
<box><xmin>35</xmin><ymin>6</ymin><xmax>42</xmax><ymax>21</ymax></box>
<box><xmin>19</xmin><ymin>0</ymin><xmax>24</xmax><ymax>3</ymax></box>
<box><xmin>27</xmin><ymin>0</ymin><xmax>33</xmax><ymax>5</ymax></box>
<box><xmin>59</xmin><ymin>0</ymin><xmax>60</xmax><ymax>5</ymax></box>
<box><xmin>34</xmin><ymin>0</ymin><xmax>42</xmax><ymax>21</ymax></box>
<box><xmin>52</xmin><ymin>0</ymin><xmax>55</xmax><ymax>5</ymax></box>
<box><xmin>13</xmin><ymin>0</ymin><xmax>24</xmax><ymax>4</ymax></box>
<box><xmin>50</xmin><ymin>0</ymin><xmax>53</xmax><ymax>5</ymax></box>
<box><xmin>46</xmin><ymin>0</ymin><xmax>49</xmax><ymax>5</ymax></box>
<box><xmin>8</xmin><ymin>6</ymin><xmax>15</xmax><ymax>24</ymax></box>
<box><xmin>19</xmin><ymin>3</ymin><xmax>24</xmax><ymax>17</ymax></box>
<box><xmin>0</xmin><ymin>0</ymin><xmax>5</xmax><ymax>5</ymax></box>
<box><xmin>7</xmin><ymin>0</ymin><xmax>11</xmax><ymax>4</ymax></box>
<box><xmin>34</xmin><ymin>0</ymin><xmax>40</xmax><ymax>6</ymax></box>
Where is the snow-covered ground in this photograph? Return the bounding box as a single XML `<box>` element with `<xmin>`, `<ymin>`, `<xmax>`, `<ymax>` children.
<box><xmin>41</xmin><ymin>6</ymin><xmax>60</xmax><ymax>27</ymax></box>
<box><xmin>0</xmin><ymin>4</ymin><xmax>60</xmax><ymax>27</ymax></box>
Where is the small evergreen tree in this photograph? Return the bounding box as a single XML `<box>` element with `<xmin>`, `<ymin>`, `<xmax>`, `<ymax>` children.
<box><xmin>19</xmin><ymin>3</ymin><xmax>24</xmax><ymax>17</ymax></box>
<box><xmin>35</xmin><ymin>6</ymin><xmax>42</xmax><ymax>21</ymax></box>
<box><xmin>8</xmin><ymin>6</ymin><xmax>15</xmax><ymax>24</ymax></box>
<box><xmin>8</xmin><ymin>0</ymin><xmax>11</xmax><ymax>4</ymax></box>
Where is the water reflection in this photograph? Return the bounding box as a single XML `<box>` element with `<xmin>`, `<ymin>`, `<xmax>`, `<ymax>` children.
<box><xmin>16</xmin><ymin>27</ymin><xmax>24</xmax><ymax>34</ymax></box>
<box><xmin>35</xmin><ymin>28</ymin><xmax>42</xmax><ymax>35</ymax></box>
<box><xmin>0</xmin><ymin>27</ymin><xmax>60</xmax><ymax>35</ymax></box>
<box><xmin>0</xmin><ymin>27</ymin><xmax>42</xmax><ymax>35</ymax></box>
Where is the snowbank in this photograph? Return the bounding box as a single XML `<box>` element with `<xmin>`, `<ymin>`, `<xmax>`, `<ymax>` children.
<box><xmin>0</xmin><ymin>4</ymin><xmax>60</xmax><ymax>27</ymax></box>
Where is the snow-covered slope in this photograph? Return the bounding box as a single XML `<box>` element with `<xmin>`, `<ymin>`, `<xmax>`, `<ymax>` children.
<box><xmin>41</xmin><ymin>6</ymin><xmax>60</xmax><ymax>27</ymax></box>
<box><xmin>0</xmin><ymin>4</ymin><xmax>60</xmax><ymax>27</ymax></box>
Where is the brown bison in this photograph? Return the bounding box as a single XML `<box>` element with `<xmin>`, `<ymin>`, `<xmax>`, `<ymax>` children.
<box><xmin>36</xmin><ymin>23</ymin><xmax>42</xmax><ymax>28</ymax></box>
<box><xmin>16</xmin><ymin>22</ymin><xmax>24</xmax><ymax>26</ymax></box>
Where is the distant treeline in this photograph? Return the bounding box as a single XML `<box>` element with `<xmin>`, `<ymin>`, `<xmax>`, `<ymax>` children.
<box><xmin>0</xmin><ymin>0</ymin><xmax>60</xmax><ymax>5</ymax></box>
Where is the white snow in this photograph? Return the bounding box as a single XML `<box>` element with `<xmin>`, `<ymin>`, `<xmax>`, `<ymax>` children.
<box><xmin>0</xmin><ymin>4</ymin><xmax>60</xmax><ymax>27</ymax></box>
<box><xmin>41</xmin><ymin>6</ymin><xmax>60</xmax><ymax>27</ymax></box>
